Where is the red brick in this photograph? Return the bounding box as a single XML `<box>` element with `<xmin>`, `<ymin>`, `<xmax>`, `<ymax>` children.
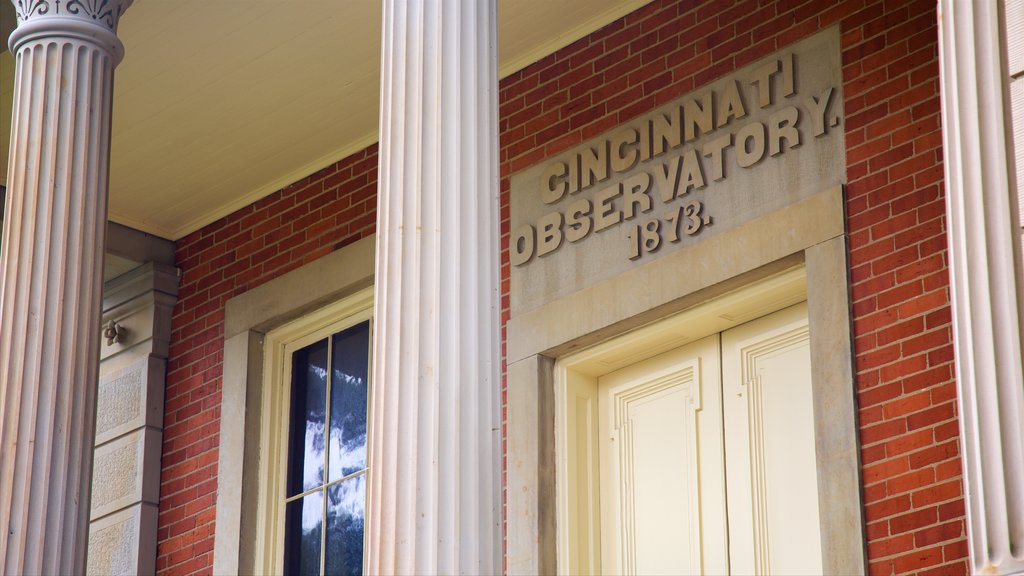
<box><xmin>876</xmin><ymin>281</ymin><xmax>924</xmax><ymax>310</ymax></box>
<box><xmin>888</xmin><ymin>467</ymin><xmax>937</xmax><ymax>496</ymax></box>
<box><xmin>933</xmin><ymin>419</ymin><xmax>959</xmax><ymax>442</ymax></box>
<box><xmin>864</xmin><ymin>456</ymin><xmax>910</xmax><ymax>486</ymax></box>
<box><xmin>867</xmin><ymin>533</ymin><xmax>914</xmax><ymax>559</ymax></box>
<box><xmin>893</xmin><ymin>544</ymin><xmax>945</xmax><ymax>572</ymax></box>
<box><xmin>868</xmin><ymin>558</ymin><xmax>893</xmax><ymax>576</ymax></box>
<box><xmin>905</xmin><ymin>402</ymin><xmax>955</xmax><ymax>430</ymax></box>
<box><xmin>865</xmin><ymin>495</ymin><xmax>912</xmax><ymax>522</ymax></box>
<box><xmin>897</xmin><ymin>289</ymin><xmax>948</xmax><ymax>319</ymax></box>
<box><xmin>908</xmin><ymin>439</ymin><xmax>959</xmax><ymax>470</ymax></box>
<box><xmin>910</xmin><ymin>484</ymin><xmax>960</xmax><ymax>515</ymax></box>
<box><xmin>889</xmin><ymin>508</ymin><xmax>938</xmax><ymax>536</ymax></box>
<box><xmin>918</xmin><ymin>560</ymin><xmax>968</xmax><ymax>576</ymax></box>
<box><xmin>915</xmin><ymin>520</ymin><xmax>964</xmax><ymax>548</ymax></box>
<box><xmin>938</xmin><ymin>500</ymin><xmax>966</xmax><ymax>523</ymax></box>
<box><xmin>935</xmin><ymin>458</ymin><xmax>963</xmax><ymax>483</ymax></box>
<box><xmin>860</xmin><ymin>382</ymin><xmax>905</xmax><ymax>411</ymax></box>
<box><xmin>902</xmin><ymin>327</ymin><xmax>950</xmax><ymax>357</ymax></box>
<box><xmin>881</xmin><ymin>389</ymin><xmax>931</xmax><ymax>420</ymax></box>
<box><xmin>943</xmin><ymin>539</ymin><xmax>969</xmax><ymax>561</ymax></box>
<box><xmin>168</xmin><ymin>516</ymin><xmax>197</xmax><ymax>538</ymax></box>
<box><xmin>885</xmin><ymin>428</ymin><xmax>934</xmax><ymax>457</ymax></box>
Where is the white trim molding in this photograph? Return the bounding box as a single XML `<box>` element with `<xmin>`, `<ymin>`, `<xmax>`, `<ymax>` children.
<box><xmin>939</xmin><ymin>1</ymin><xmax>1024</xmax><ymax>573</ymax></box>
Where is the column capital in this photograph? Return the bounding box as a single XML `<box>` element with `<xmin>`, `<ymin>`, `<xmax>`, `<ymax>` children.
<box><xmin>9</xmin><ymin>0</ymin><xmax>133</xmax><ymax>61</ymax></box>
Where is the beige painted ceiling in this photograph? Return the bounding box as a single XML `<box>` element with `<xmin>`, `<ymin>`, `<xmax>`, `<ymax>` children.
<box><xmin>0</xmin><ymin>0</ymin><xmax>651</xmax><ymax>240</ymax></box>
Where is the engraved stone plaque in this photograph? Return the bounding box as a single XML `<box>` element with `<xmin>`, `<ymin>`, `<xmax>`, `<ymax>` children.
<box><xmin>509</xmin><ymin>29</ymin><xmax>845</xmax><ymax>314</ymax></box>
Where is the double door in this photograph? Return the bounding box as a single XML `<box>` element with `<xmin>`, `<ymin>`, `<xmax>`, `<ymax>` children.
<box><xmin>597</xmin><ymin>303</ymin><xmax>822</xmax><ymax>575</ymax></box>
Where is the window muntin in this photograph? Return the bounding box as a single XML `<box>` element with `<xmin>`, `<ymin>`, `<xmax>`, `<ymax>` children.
<box><xmin>282</xmin><ymin>320</ymin><xmax>370</xmax><ymax>576</ymax></box>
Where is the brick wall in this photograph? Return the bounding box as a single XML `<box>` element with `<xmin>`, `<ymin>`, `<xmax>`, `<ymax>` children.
<box><xmin>158</xmin><ymin>1</ymin><xmax>964</xmax><ymax>574</ymax></box>
<box><xmin>497</xmin><ymin>0</ymin><xmax>963</xmax><ymax>575</ymax></box>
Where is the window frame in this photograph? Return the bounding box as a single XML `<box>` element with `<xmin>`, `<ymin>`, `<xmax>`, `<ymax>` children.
<box><xmin>212</xmin><ymin>235</ymin><xmax>376</xmax><ymax>576</ymax></box>
<box><xmin>258</xmin><ymin>288</ymin><xmax>374</xmax><ymax>575</ymax></box>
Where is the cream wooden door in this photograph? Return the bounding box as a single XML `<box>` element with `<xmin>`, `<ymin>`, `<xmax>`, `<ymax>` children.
<box><xmin>595</xmin><ymin>303</ymin><xmax>820</xmax><ymax>576</ymax></box>
<box><xmin>597</xmin><ymin>335</ymin><xmax>729</xmax><ymax>576</ymax></box>
<box><xmin>722</xmin><ymin>302</ymin><xmax>822</xmax><ymax>575</ymax></box>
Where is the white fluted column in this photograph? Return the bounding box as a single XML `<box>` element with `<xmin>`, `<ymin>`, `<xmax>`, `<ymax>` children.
<box><xmin>0</xmin><ymin>1</ymin><xmax>132</xmax><ymax>574</ymax></box>
<box><xmin>367</xmin><ymin>0</ymin><xmax>501</xmax><ymax>574</ymax></box>
<box><xmin>938</xmin><ymin>1</ymin><xmax>1024</xmax><ymax>574</ymax></box>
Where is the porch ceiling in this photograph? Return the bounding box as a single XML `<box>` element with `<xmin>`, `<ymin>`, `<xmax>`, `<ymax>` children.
<box><xmin>0</xmin><ymin>0</ymin><xmax>651</xmax><ymax>241</ymax></box>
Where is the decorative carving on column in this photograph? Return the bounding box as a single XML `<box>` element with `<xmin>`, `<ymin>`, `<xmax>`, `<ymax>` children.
<box><xmin>367</xmin><ymin>1</ymin><xmax>502</xmax><ymax>574</ymax></box>
<box><xmin>14</xmin><ymin>0</ymin><xmax>128</xmax><ymax>28</ymax></box>
<box><xmin>938</xmin><ymin>1</ymin><xmax>1024</xmax><ymax>574</ymax></box>
<box><xmin>0</xmin><ymin>0</ymin><xmax>133</xmax><ymax>574</ymax></box>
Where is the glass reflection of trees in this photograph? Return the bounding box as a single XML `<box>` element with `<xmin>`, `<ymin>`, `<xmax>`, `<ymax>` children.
<box><xmin>283</xmin><ymin>321</ymin><xmax>369</xmax><ymax>576</ymax></box>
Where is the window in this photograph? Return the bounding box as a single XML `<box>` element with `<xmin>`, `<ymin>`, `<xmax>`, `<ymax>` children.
<box><xmin>248</xmin><ymin>286</ymin><xmax>374</xmax><ymax>575</ymax></box>
<box><xmin>282</xmin><ymin>321</ymin><xmax>371</xmax><ymax>576</ymax></box>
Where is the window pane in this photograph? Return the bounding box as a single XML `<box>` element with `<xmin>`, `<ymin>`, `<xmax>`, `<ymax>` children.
<box><xmin>283</xmin><ymin>491</ymin><xmax>323</xmax><ymax>576</ymax></box>
<box><xmin>329</xmin><ymin>322</ymin><xmax>370</xmax><ymax>481</ymax></box>
<box><xmin>325</xmin><ymin>475</ymin><xmax>365</xmax><ymax>576</ymax></box>
<box><xmin>289</xmin><ymin>338</ymin><xmax>328</xmax><ymax>496</ymax></box>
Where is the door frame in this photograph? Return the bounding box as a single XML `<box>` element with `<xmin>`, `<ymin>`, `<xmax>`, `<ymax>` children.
<box><xmin>505</xmin><ymin>186</ymin><xmax>865</xmax><ymax>575</ymax></box>
<box><xmin>557</xmin><ymin>273</ymin><xmax>809</xmax><ymax>575</ymax></box>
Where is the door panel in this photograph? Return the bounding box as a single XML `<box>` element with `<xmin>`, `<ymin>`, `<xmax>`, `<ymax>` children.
<box><xmin>588</xmin><ymin>303</ymin><xmax>819</xmax><ymax>576</ymax></box>
<box><xmin>598</xmin><ymin>335</ymin><xmax>728</xmax><ymax>576</ymax></box>
<box><xmin>722</xmin><ymin>303</ymin><xmax>822</xmax><ymax>575</ymax></box>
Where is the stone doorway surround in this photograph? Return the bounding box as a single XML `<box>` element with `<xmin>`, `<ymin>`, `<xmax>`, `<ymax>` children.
<box><xmin>505</xmin><ymin>185</ymin><xmax>867</xmax><ymax>575</ymax></box>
